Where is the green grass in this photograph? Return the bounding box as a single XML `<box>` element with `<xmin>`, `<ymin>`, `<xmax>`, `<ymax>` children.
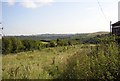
<box><xmin>2</xmin><ymin>43</ymin><xmax>120</xmax><ymax>80</ymax></box>
<box><xmin>2</xmin><ymin>45</ymin><xmax>83</xmax><ymax>79</ymax></box>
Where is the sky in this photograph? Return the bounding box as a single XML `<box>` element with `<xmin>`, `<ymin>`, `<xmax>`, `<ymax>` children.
<box><xmin>1</xmin><ymin>0</ymin><xmax>120</xmax><ymax>35</ymax></box>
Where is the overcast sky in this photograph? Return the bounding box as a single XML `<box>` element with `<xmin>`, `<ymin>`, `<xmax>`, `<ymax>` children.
<box><xmin>1</xmin><ymin>0</ymin><xmax>120</xmax><ymax>35</ymax></box>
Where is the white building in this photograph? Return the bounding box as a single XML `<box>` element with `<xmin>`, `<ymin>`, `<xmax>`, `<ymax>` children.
<box><xmin>112</xmin><ymin>1</ymin><xmax>120</xmax><ymax>35</ymax></box>
<box><xmin>118</xmin><ymin>1</ymin><xmax>120</xmax><ymax>21</ymax></box>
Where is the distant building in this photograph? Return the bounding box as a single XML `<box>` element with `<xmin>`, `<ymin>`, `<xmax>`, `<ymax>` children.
<box><xmin>112</xmin><ymin>21</ymin><xmax>120</xmax><ymax>36</ymax></box>
<box><xmin>112</xmin><ymin>2</ymin><xmax>120</xmax><ymax>36</ymax></box>
<box><xmin>118</xmin><ymin>1</ymin><xmax>120</xmax><ymax>21</ymax></box>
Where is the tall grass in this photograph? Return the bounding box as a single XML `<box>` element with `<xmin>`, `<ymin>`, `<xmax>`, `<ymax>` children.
<box><xmin>2</xmin><ymin>36</ymin><xmax>120</xmax><ymax>80</ymax></box>
<box><xmin>57</xmin><ymin>36</ymin><xmax>120</xmax><ymax>80</ymax></box>
<box><xmin>2</xmin><ymin>45</ymin><xmax>82</xmax><ymax>79</ymax></box>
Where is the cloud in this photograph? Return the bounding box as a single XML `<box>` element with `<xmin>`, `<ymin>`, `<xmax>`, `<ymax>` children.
<box><xmin>20</xmin><ymin>0</ymin><xmax>38</xmax><ymax>8</ymax></box>
<box><xmin>7</xmin><ymin>0</ymin><xmax>15</xmax><ymax>5</ymax></box>
<box><xmin>6</xmin><ymin>0</ymin><xmax>53</xmax><ymax>8</ymax></box>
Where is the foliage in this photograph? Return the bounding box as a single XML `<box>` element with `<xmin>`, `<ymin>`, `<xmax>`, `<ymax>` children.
<box><xmin>2</xmin><ymin>38</ymin><xmax>12</xmax><ymax>54</ymax></box>
<box><xmin>10</xmin><ymin>37</ymin><xmax>24</xmax><ymax>53</ymax></box>
<box><xmin>57</xmin><ymin>36</ymin><xmax>120</xmax><ymax>80</ymax></box>
<box><xmin>2</xmin><ymin>45</ymin><xmax>81</xmax><ymax>79</ymax></box>
<box><xmin>48</xmin><ymin>41</ymin><xmax>57</xmax><ymax>47</ymax></box>
<box><xmin>2</xmin><ymin>36</ymin><xmax>120</xmax><ymax>80</ymax></box>
<box><xmin>2</xmin><ymin>37</ymin><xmax>81</xmax><ymax>54</ymax></box>
<box><xmin>2</xmin><ymin>37</ymin><xmax>46</xmax><ymax>54</ymax></box>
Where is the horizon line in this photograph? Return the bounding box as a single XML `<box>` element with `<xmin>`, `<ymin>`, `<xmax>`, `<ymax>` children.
<box><xmin>3</xmin><ymin>31</ymin><xmax>110</xmax><ymax>36</ymax></box>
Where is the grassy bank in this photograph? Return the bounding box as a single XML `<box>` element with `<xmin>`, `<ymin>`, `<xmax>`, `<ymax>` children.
<box><xmin>2</xmin><ymin>42</ymin><xmax>120</xmax><ymax>80</ymax></box>
<box><xmin>2</xmin><ymin>45</ymin><xmax>83</xmax><ymax>79</ymax></box>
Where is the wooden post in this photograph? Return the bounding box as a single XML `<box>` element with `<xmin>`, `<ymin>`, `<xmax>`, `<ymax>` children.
<box><xmin>110</xmin><ymin>21</ymin><xmax>112</xmax><ymax>36</ymax></box>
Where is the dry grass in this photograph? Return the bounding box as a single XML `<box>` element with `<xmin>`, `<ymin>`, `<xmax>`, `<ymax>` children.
<box><xmin>2</xmin><ymin>45</ymin><xmax>82</xmax><ymax>79</ymax></box>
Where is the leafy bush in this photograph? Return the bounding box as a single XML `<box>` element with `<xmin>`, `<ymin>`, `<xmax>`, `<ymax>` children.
<box><xmin>11</xmin><ymin>37</ymin><xmax>24</xmax><ymax>53</ymax></box>
<box><xmin>2</xmin><ymin>38</ymin><xmax>12</xmax><ymax>54</ymax></box>
<box><xmin>2</xmin><ymin>37</ymin><xmax>46</xmax><ymax>54</ymax></box>
<box><xmin>49</xmin><ymin>41</ymin><xmax>57</xmax><ymax>47</ymax></box>
<box><xmin>58</xmin><ymin>36</ymin><xmax>120</xmax><ymax>80</ymax></box>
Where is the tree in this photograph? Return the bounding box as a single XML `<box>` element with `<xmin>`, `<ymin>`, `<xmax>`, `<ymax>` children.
<box><xmin>2</xmin><ymin>38</ymin><xmax>12</xmax><ymax>54</ymax></box>
<box><xmin>49</xmin><ymin>41</ymin><xmax>57</xmax><ymax>47</ymax></box>
<box><xmin>22</xmin><ymin>40</ymin><xmax>31</xmax><ymax>51</ymax></box>
<box><xmin>56</xmin><ymin>39</ymin><xmax>65</xmax><ymax>46</ymax></box>
<box><xmin>10</xmin><ymin>37</ymin><xmax>24</xmax><ymax>53</ymax></box>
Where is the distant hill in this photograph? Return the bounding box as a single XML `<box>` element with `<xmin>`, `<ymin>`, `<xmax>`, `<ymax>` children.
<box><xmin>4</xmin><ymin>31</ymin><xmax>109</xmax><ymax>41</ymax></box>
<box><xmin>87</xmin><ymin>32</ymin><xmax>109</xmax><ymax>37</ymax></box>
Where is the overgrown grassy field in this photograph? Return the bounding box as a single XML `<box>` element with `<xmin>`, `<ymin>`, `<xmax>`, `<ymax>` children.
<box><xmin>2</xmin><ymin>45</ymin><xmax>84</xmax><ymax>79</ymax></box>
<box><xmin>2</xmin><ymin>42</ymin><xmax>120</xmax><ymax>80</ymax></box>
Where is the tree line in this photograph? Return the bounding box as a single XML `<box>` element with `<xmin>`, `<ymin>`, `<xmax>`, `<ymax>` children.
<box><xmin>2</xmin><ymin>34</ymin><xmax>109</xmax><ymax>54</ymax></box>
<box><xmin>2</xmin><ymin>37</ymin><xmax>47</xmax><ymax>54</ymax></box>
<box><xmin>2</xmin><ymin>37</ymin><xmax>81</xmax><ymax>54</ymax></box>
